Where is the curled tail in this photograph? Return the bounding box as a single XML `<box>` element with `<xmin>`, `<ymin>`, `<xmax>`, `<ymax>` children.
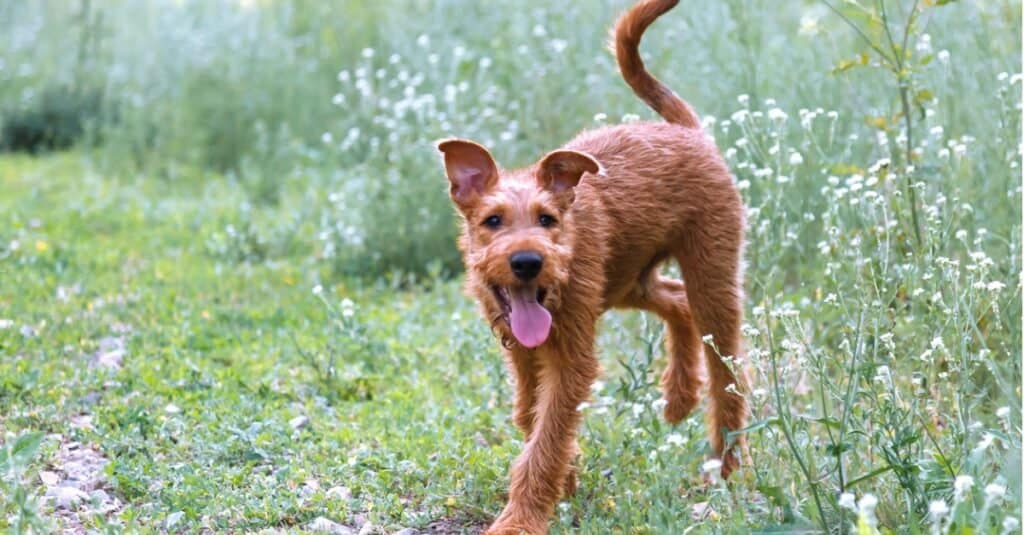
<box><xmin>613</xmin><ymin>0</ymin><xmax>700</xmax><ymax>128</ymax></box>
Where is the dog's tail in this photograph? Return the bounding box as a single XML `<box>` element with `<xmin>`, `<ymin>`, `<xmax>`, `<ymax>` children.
<box><xmin>613</xmin><ymin>0</ymin><xmax>699</xmax><ymax>128</ymax></box>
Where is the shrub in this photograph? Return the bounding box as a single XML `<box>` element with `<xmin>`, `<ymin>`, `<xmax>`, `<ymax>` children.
<box><xmin>0</xmin><ymin>85</ymin><xmax>109</xmax><ymax>153</ymax></box>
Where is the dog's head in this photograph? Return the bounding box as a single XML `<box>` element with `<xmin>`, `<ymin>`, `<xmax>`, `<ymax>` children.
<box><xmin>437</xmin><ymin>138</ymin><xmax>603</xmax><ymax>348</ymax></box>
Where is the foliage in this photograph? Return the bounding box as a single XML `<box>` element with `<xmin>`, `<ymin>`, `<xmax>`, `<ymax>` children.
<box><xmin>0</xmin><ymin>0</ymin><xmax>1019</xmax><ymax>532</ymax></box>
<box><xmin>0</xmin><ymin>85</ymin><xmax>109</xmax><ymax>153</ymax></box>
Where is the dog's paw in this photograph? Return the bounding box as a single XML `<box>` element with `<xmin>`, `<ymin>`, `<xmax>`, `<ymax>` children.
<box><xmin>486</xmin><ymin>508</ymin><xmax>547</xmax><ymax>535</ymax></box>
<box><xmin>485</xmin><ymin>521</ymin><xmax>542</xmax><ymax>535</ymax></box>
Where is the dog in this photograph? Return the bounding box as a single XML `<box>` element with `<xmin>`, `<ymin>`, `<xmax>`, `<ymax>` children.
<box><xmin>437</xmin><ymin>1</ymin><xmax>749</xmax><ymax>532</ymax></box>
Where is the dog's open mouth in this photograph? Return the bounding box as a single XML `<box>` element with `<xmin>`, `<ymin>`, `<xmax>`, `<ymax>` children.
<box><xmin>492</xmin><ymin>284</ymin><xmax>551</xmax><ymax>348</ymax></box>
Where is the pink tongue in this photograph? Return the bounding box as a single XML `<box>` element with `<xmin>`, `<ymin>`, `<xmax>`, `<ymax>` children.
<box><xmin>508</xmin><ymin>286</ymin><xmax>551</xmax><ymax>348</ymax></box>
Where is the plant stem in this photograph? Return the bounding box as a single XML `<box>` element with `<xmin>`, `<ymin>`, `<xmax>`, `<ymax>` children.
<box><xmin>767</xmin><ymin>322</ymin><xmax>832</xmax><ymax>533</ymax></box>
<box><xmin>879</xmin><ymin>0</ymin><xmax>923</xmax><ymax>247</ymax></box>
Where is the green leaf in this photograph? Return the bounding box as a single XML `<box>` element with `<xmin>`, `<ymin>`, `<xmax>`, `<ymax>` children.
<box><xmin>831</xmin><ymin>53</ymin><xmax>869</xmax><ymax>75</ymax></box>
<box><xmin>0</xmin><ymin>431</ymin><xmax>45</xmax><ymax>472</ymax></box>
<box><xmin>797</xmin><ymin>413</ymin><xmax>841</xmax><ymax>430</ymax></box>
<box><xmin>736</xmin><ymin>417</ymin><xmax>780</xmax><ymax>434</ymax></box>
<box><xmin>756</xmin><ymin>483</ymin><xmax>796</xmax><ymax>522</ymax></box>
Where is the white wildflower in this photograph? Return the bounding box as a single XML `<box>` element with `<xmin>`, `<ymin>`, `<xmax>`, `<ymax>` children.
<box><xmin>857</xmin><ymin>494</ymin><xmax>879</xmax><ymax>525</ymax></box>
<box><xmin>838</xmin><ymin>492</ymin><xmax>856</xmax><ymax>511</ymax></box>
<box><xmin>799</xmin><ymin>13</ymin><xmax>820</xmax><ymax>36</ymax></box>
<box><xmin>789</xmin><ymin>152</ymin><xmax>804</xmax><ymax>165</ymax></box>
<box><xmin>767</xmin><ymin>108</ymin><xmax>788</xmax><ymax>121</ymax></box>
<box><xmin>985</xmin><ymin>483</ymin><xmax>1006</xmax><ymax>502</ymax></box>
<box><xmin>701</xmin><ymin>459</ymin><xmax>722</xmax><ymax>474</ymax></box>
<box><xmin>666</xmin><ymin>433</ymin><xmax>685</xmax><ymax>446</ymax></box>
<box><xmin>954</xmin><ymin>475</ymin><xmax>974</xmax><ymax>500</ymax></box>
<box><xmin>927</xmin><ymin>500</ymin><xmax>948</xmax><ymax>522</ymax></box>
<box><xmin>341</xmin><ymin>298</ymin><xmax>356</xmax><ymax>318</ymax></box>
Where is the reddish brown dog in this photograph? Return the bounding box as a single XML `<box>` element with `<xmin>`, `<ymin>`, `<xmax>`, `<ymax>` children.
<box><xmin>437</xmin><ymin>1</ymin><xmax>749</xmax><ymax>532</ymax></box>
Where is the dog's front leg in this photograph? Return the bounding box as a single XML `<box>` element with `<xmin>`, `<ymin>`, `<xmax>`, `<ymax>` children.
<box><xmin>505</xmin><ymin>347</ymin><xmax>538</xmax><ymax>440</ymax></box>
<box><xmin>488</xmin><ymin>344</ymin><xmax>598</xmax><ymax>535</ymax></box>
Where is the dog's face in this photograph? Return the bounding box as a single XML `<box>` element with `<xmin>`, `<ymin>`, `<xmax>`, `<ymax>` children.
<box><xmin>437</xmin><ymin>139</ymin><xmax>602</xmax><ymax>348</ymax></box>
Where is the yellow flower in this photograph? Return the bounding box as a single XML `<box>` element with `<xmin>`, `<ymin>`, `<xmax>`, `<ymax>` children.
<box><xmin>446</xmin><ymin>496</ymin><xmax>456</xmax><ymax>507</ymax></box>
<box><xmin>34</xmin><ymin>240</ymin><xmax>48</xmax><ymax>252</ymax></box>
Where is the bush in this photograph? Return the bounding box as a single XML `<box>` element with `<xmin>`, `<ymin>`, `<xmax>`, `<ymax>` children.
<box><xmin>0</xmin><ymin>85</ymin><xmax>109</xmax><ymax>153</ymax></box>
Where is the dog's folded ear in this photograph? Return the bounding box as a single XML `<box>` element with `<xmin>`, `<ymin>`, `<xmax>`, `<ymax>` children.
<box><xmin>537</xmin><ymin>150</ymin><xmax>605</xmax><ymax>194</ymax></box>
<box><xmin>436</xmin><ymin>138</ymin><xmax>499</xmax><ymax>209</ymax></box>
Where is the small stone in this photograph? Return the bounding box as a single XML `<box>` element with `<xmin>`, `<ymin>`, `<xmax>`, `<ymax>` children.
<box><xmin>307</xmin><ymin>516</ymin><xmax>356</xmax><ymax>534</ymax></box>
<box><xmin>691</xmin><ymin>501</ymin><xmax>713</xmax><ymax>521</ymax></box>
<box><xmin>289</xmin><ymin>415</ymin><xmax>310</xmax><ymax>430</ymax></box>
<box><xmin>70</xmin><ymin>414</ymin><xmax>94</xmax><ymax>430</ymax></box>
<box><xmin>79</xmin><ymin>392</ymin><xmax>102</xmax><ymax>406</ymax></box>
<box><xmin>50</xmin><ymin>486</ymin><xmax>90</xmax><ymax>509</ymax></box>
<box><xmin>39</xmin><ymin>471</ymin><xmax>60</xmax><ymax>486</ymax></box>
<box><xmin>301</xmin><ymin>478</ymin><xmax>320</xmax><ymax>497</ymax></box>
<box><xmin>326</xmin><ymin>486</ymin><xmax>352</xmax><ymax>500</ymax></box>
<box><xmin>91</xmin><ymin>336</ymin><xmax>126</xmax><ymax>370</ymax></box>
<box><xmin>358</xmin><ymin>521</ymin><xmax>377</xmax><ymax>535</ymax></box>
<box><xmin>166</xmin><ymin>511</ymin><xmax>185</xmax><ymax>530</ymax></box>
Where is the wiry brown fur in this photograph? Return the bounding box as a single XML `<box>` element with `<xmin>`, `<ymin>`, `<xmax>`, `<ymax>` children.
<box><xmin>437</xmin><ymin>1</ymin><xmax>750</xmax><ymax>533</ymax></box>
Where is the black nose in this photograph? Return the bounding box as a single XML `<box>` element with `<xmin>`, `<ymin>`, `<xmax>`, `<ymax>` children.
<box><xmin>509</xmin><ymin>251</ymin><xmax>543</xmax><ymax>281</ymax></box>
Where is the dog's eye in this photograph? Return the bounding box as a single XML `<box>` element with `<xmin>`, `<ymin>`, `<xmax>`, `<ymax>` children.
<box><xmin>482</xmin><ymin>215</ymin><xmax>502</xmax><ymax>229</ymax></box>
<box><xmin>539</xmin><ymin>214</ymin><xmax>557</xmax><ymax>228</ymax></box>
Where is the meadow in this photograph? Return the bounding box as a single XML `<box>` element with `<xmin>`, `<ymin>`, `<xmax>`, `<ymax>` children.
<box><xmin>0</xmin><ymin>0</ymin><xmax>1020</xmax><ymax>533</ymax></box>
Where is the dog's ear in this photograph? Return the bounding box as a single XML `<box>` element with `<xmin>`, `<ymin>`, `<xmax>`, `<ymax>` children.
<box><xmin>437</xmin><ymin>138</ymin><xmax>499</xmax><ymax>209</ymax></box>
<box><xmin>537</xmin><ymin>150</ymin><xmax>604</xmax><ymax>194</ymax></box>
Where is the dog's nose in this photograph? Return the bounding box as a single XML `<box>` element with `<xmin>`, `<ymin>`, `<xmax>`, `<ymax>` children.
<box><xmin>509</xmin><ymin>251</ymin><xmax>543</xmax><ymax>281</ymax></box>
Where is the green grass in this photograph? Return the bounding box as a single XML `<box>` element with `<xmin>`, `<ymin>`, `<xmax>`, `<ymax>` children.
<box><xmin>1</xmin><ymin>0</ymin><xmax>1021</xmax><ymax>533</ymax></box>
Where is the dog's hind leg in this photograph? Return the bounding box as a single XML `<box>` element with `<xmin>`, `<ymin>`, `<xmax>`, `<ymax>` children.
<box><xmin>675</xmin><ymin>222</ymin><xmax>750</xmax><ymax>479</ymax></box>
<box><xmin>620</xmin><ymin>275</ymin><xmax>703</xmax><ymax>424</ymax></box>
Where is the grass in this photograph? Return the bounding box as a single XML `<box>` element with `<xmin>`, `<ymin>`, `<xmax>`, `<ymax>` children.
<box><xmin>0</xmin><ymin>0</ymin><xmax>1021</xmax><ymax>533</ymax></box>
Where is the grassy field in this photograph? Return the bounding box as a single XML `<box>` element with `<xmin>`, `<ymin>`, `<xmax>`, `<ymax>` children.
<box><xmin>1</xmin><ymin>0</ymin><xmax>1021</xmax><ymax>533</ymax></box>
